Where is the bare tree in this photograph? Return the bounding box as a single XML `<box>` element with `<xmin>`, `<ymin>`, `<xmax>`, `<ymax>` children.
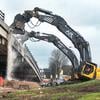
<box><xmin>49</xmin><ymin>49</ymin><xmax>69</xmax><ymax>79</ymax></box>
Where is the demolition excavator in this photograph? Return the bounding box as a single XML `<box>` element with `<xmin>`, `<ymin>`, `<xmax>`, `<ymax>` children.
<box><xmin>10</xmin><ymin>7</ymin><xmax>99</xmax><ymax>80</ymax></box>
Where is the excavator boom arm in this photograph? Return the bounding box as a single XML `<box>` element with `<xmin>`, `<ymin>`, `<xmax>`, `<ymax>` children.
<box><xmin>33</xmin><ymin>7</ymin><xmax>91</xmax><ymax>62</ymax></box>
<box><xmin>29</xmin><ymin>31</ymin><xmax>79</xmax><ymax>70</ymax></box>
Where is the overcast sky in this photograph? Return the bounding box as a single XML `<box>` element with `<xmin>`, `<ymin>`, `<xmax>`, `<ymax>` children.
<box><xmin>1</xmin><ymin>0</ymin><xmax>100</xmax><ymax>68</ymax></box>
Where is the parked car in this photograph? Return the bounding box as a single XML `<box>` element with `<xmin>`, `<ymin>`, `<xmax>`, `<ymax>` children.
<box><xmin>40</xmin><ymin>79</ymin><xmax>51</xmax><ymax>87</ymax></box>
<box><xmin>52</xmin><ymin>78</ymin><xmax>65</xmax><ymax>86</ymax></box>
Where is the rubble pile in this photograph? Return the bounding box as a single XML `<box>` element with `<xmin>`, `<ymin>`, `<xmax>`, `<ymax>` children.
<box><xmin>4</xmin><ymin>80</ymin><xmax>40</xmax><ymax>90</ymax></box>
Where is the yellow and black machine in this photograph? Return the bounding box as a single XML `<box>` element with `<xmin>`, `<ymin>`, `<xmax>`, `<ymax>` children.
<box><xmin>78</xmin><ymin>62</ymin><xmax>97</xmax><ymax>80</ymax></box>
<box><xmin>10</xmin><ymin>7</ymin><xmax>100</xmax><ymax>80</ymax></box>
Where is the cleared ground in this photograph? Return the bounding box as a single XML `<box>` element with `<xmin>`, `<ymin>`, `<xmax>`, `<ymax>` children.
<box><xmin>0</xmin><ymin>80</ymin><xmax>100</xmax><ymax>100</ymax></box>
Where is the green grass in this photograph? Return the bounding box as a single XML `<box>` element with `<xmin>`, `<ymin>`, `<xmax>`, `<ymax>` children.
<box><xmin>79</xmin><ymin>93</ymin><xmax>100</xmax><ymax>100</ymax></box>
<box><xmin>60</xmin><ymin>80</ymin><xmax>100</xmax><ymax>89</ymax></box>
<box><xmin>40</xmin><ymin>80</ymin><xmax>100</xmax><ymax>100</ymax></box>
<box><xmin>40</xmin><ymin>80</ymin><xmax>100</xmax><ymax>93</ymax></box>
<box><xmin>7</xmin><ymin>90</ymin><xmax>37</xmax><ymax>98</ymax></box>
<box><xmin>51</xmin><ymin>92</ymin><xmax>83</xmax><ymax>100</ymax></box>
<box><xmin>51</xmin><ymin>92</ymin><xmax>67</xmax><ymax>100</ymax></box>
<box><xmin>1</xmin><ymin>80</ymin><xmax>100</xmax><ymax>100</ymax></box>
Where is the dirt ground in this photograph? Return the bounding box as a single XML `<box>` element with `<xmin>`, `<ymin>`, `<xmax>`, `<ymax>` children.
<box><xmin>0</xmin><ymin>80</ymin><xmax>40</xmax><ymax>93</ymax></box>
<box><xmin>0</xmin><ymin>80</ymin><xmax>100</xmax><ymax>100</ymax></box>
<box><xmin>4</xmin><ymin>80</ymin><xmax>40</xmax><ymax>88</ymax></box>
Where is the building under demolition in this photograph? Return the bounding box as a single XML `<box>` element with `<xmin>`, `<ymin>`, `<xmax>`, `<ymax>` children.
<box><xmin>0</xmin><ymin>10</ymin><xmax>41</xmax><ymax>82</ymax></box>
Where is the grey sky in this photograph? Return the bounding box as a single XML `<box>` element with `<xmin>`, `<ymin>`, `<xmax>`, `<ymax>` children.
<box><xmin>1</xmin><ymin>0</ymin><xmax>100</xmax><ymax>68</ymax></box>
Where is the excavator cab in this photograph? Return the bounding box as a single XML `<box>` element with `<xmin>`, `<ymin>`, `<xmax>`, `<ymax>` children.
<box><xmin>80</xmin><ymin>62</ymin><xmax>97</xmax><ymax>80</ymax></box>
